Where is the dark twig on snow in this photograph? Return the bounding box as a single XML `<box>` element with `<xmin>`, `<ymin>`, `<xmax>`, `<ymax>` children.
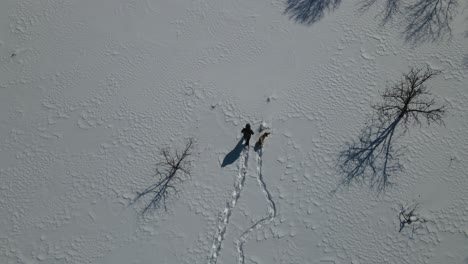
<box><xmin>133</xmin><ymin>138</ymin><xmax>195</xmax><ymax>215</ymax></box>
<box><xmin>338</xmin><ymin>67</ymin><xmax>446</xmax><ymax>193</ymax></box>
<box><xmin>404</xmin><ymin>0</ymin><xmax>458</xmax><ymax>43</ymax></box>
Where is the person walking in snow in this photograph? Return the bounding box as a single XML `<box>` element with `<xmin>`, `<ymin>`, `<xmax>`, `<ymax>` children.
<box><xmin>241</xmin><ymin>123</ymin><xmax>254</xmax><ymax>146</ymax></box>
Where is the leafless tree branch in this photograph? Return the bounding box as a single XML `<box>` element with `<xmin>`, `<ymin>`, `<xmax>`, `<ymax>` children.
<box><xmin>373</xmin><ymin>67</ymin><xmax>446</xmax><ymax>126</ymax></box>
<box><xmin>338</xmin><ymin>67</ymin><xmax>446</xmax><ymax>193</ymax></box>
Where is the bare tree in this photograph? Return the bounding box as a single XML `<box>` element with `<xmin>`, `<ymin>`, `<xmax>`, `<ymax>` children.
<box><xmin>403</xmin><ymin>0</ymin><xmax>458</xmax><ymax>43</ymax></box>
<box><xmin>374</xmin><ymin>67</ymin><xmax>446</xmax><ymax>126</ymax></box>
<box><xmin>133</xmin><ymin>138</ymin><xmax>195</xmax><ymax>215</ymax></box>
<box><xmin>338</xmin><ymin>67</ymin><xmax>446</xmax><ymax>192</ymax></box>
<box><xmin>284</xmin><ymin>0</ymin><xmax>341</xmax><ymax>25</ymax></box>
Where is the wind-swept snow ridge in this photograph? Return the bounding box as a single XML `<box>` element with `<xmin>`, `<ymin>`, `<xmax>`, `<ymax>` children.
<box><xmin>208</xmin><ymin>146</ymin><xmax>250</xmax><ymax>264</ymax></box>
<box><xmin>236</xmin><ymin>148</ymin><xmax>276</xmax><ymax>264</ymax></box>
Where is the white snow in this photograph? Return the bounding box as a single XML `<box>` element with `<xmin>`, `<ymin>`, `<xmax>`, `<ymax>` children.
<box><xmin>1</xmin><ymin>0</ymin><xmax>468</xmax><ymax>263</ymax></box>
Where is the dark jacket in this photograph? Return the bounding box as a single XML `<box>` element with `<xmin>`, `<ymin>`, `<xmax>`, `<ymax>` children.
<box><xmin>241</xmin><ymin>127</ymin><xmax>254</xmax><ymax>138</ymax></box>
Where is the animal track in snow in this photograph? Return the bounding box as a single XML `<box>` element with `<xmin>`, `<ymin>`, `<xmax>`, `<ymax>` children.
<box><xmin>236</xmin><ymin>147</ymin><xmax>276</xmax><ymax>264</ymax></box>
<box><xmin>208</xmin><ymin>146</ymin><xmax>250</xmax><ymax>264</ymax></box>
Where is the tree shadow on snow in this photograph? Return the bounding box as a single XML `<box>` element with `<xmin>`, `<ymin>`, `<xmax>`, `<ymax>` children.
<box><xmin>221</xmin><ymin>138</ymin><xmax>245</xmax><ymax>167</ymax></box>
<box><xmin>284</xmin><ymin>0</ymin><xmax>341</xmax><ymax>25</ymax></box>
<box><xmin>402</xmin><ymin>0</ymin><xmax>457</xmax><ymax>44</ymax></box>
<box><xmin>357</xmin><ymin>0</ymin><xmax>401</xmax><ymax>26</ymax></box>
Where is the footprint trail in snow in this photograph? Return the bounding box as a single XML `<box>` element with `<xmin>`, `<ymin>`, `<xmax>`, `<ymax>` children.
<box><xmin>208</xmin><ymin>146</ymin><xmax>250</xmax><ymax>264</ymax></box>
<box><xmin>236</xmin><ymin>147</ymin><xmax>276</xmax><ymax>264</ymax></box>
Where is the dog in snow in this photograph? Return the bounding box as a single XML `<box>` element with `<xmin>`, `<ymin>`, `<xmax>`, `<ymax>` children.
<box><xmin>256</xmin><ymin>132</ymin><xmax>270</xmax><ymax>148</ymax></box>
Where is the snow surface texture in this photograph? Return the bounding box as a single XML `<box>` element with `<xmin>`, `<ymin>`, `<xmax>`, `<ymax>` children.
<box><xmin>0</xmin><ymin>0</ymin><xmax>468</xmax><ymax>264</ymax></box>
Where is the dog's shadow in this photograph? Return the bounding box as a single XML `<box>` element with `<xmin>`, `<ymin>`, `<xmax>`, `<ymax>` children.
<box><xmin>253</xmin><ymin>141</ymin><xmax>262</xmax><ymax>153</ymax></box>
<box><xmin>253</xmin><ymin>132</ymin><xmax>269</xmax><ymax>153</ymax></box>
<box><xmin>221</xmin><ymin>139</ymin><xmax>245</xmax><ymax>167</ymax></box>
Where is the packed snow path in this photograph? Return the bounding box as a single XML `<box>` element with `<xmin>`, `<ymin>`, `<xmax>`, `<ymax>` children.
<box><xmin>208</xmin><ymin>146</ymin><xmax>250</xmax><ymax>264</ymax></box>
<box><xmin>236</xmin><ymin>147</ymin><xmax>277</xmax><ymax>264</ymax></box>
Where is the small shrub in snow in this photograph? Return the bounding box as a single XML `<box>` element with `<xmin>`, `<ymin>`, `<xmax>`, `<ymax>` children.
<box><xmin>133</xmin><ymin>138</ymin><xmax>195</xmax><ymax>215</ymax></box>
<box><xmin>399</xmin><ymin>203</ymin><xmax>426</xmax><ymax>238</ymax></box>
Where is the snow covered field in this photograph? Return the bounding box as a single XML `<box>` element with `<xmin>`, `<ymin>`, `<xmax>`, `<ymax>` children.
<box><xmin>1</xmin><ymin>0</ymin><xmax>467</xmax><ymax>263</ymax></box>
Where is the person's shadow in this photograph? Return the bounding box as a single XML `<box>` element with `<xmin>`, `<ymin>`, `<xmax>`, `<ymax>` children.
<box><xmin>221</xmin><ymin>138</ymin><xmax>245</xmax><ymax>167</ymax></box>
